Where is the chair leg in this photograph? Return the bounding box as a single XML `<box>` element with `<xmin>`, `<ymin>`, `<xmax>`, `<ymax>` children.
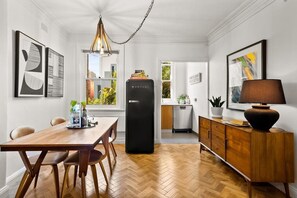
<box><xmin>34</xmin><ymin>167</ymin><xmax>40</xmax><ymax>188</ymax></box>
<box><xmin>99</xmin><ymin>161</ymin><xmax>108</xmax><ymax>185</ymax></box>
<box><xmin>91</xmin><ymin>165</ymin><xmax>100</xmax><ymax>198</ymax></box>
<box><xmin>110</xmin><ymin>143</ymin><xmax>117</xmax><ymax>158</ymax></box>
<box><xmin>52</xmin><ymin>165</ymin><xmax>60</xmax><ymax>198</ymax></box>
<box><xmin>107</xmin><ymin>150</ymin><xmax>113</xmax><ymax>174</ymax></box>
<box><xmin>61</xmin><ymin>165</ymin><xmax>70</xmax><ymax>197</ymax></box>
<box><xmin>64</xmin><ymin>164</ymin><xmax>69</xmax><ymax>188</ymax></box>
<box><xmin>73</xmin><ymin>165</ymin><xmax>78</xmax><ymax>187</ymax></box>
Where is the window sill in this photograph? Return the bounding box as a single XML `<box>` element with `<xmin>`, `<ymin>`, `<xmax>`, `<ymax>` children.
<box><xmin>87</xmin><ymin>108</ymin><xmax>125</xmax><ymax>112</ymax></box>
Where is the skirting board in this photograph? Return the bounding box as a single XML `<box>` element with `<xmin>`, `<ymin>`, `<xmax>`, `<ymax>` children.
<box><xmin>273</xmin><ymin>183</ymin><xmax>297</xmax><ymax>198</ymax></box>
<box><xmin>0</xmin><ymin>185</ymin><xmax>9</xmax><ymax>198</ymax></box>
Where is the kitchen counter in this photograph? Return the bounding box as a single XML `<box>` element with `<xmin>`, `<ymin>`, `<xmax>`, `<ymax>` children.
<box><xmin>161</xmin><ymin>103</ymin><xmax>192</xmax><ymax>106</ymax></box>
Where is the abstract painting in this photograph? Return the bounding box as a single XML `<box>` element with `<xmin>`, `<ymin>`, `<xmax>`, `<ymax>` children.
<box><xmin>45</xmin><ymin>48</ymin><xmax>64</xmax><ymax>97</ymax></box>
<box><xmin>227</xmin><ymin>40</ymin><xmax>266</xmax><ymax>111</ymax></box>
<box><xmin>15</xmin><ymin>31</ymin><xmax>45</xmax><ymax>97</ymax></box>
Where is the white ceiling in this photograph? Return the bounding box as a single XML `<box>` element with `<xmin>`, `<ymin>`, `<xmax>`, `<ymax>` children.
<box><xmin>32</xmin><ymin>0</ymin><xmax>247</xmax><ymax>42</ymax></box>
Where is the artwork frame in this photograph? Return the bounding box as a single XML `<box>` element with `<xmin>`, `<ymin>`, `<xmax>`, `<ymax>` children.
<box><xmin>227</xmin><ymin>40</ymin><xmax>266</xmax><ymax>111</ymax></box>
<box><xmin>15</xmin><ymin>31</ymin><xmax>45</xmax><ymax>97</ymax></box>
<box><xmin>45</xmin><ymin>48</ymin><xmax>64</xmax><ymax>97</ymax></box>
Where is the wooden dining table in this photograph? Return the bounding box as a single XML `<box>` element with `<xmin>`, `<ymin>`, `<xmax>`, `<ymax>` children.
<box><xmin>0</xmin><ymin>116</ymin><xmax>118</xmax><ymax>198</ymax></box>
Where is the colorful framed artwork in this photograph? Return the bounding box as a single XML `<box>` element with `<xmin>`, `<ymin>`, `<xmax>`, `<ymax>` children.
<box><xmin>15</xmin><ymin>31</ymin><xmax>45</xmax><ymax>97</ymax></box>
<box><xmin>45</xmin><ymin>48</ymin><xmax>64</xmax><ymax>97</ymax></box>
<box><xmin>227</xmin><ymin>40</ymin><xmax>266</xmax><ymax>111</ymax></box>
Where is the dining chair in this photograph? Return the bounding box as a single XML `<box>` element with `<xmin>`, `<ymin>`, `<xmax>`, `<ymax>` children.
<box><xmin>50</xmin><ymin>117</ymin><xmax>66</xmax><ymax>126</ymax></box>
<box><xmin>10</xmin><ymin>126</ymin><xmax>69</xmax><ymax>198</ymax></box>
<box><xmin>61</xmin><ymin>129</ymin><xmax>111</xmax><ymax>197</ymax></box>
<box><xmin>99</xmin><ymin>120</ymin><xmax>118</xmax><ymax>173</ymax></box>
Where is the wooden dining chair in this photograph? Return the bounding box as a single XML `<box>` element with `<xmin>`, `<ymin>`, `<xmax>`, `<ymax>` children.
<box><xmin>98</xmin><ymin>120</ymin><xmax>118</xmax><ymax>173</ymax></box>
<box><xmin>50</xmin><ymin>117</ymin><xmax>66</xmax><ymax>126</ymax></box>
<box><xmin>61</xmin><ymin>129</ymin><xmax>111</xmax><ymax>197</ymax></box>
<box><xmin>10</xmin><ymin>126</ymin><xmax>69</xmax><ymax>198</ymax></box>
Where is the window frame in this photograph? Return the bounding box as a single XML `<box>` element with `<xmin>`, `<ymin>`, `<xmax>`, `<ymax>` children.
<box><xmin>161</xmin><ymin>61</ymin><xmax>174</xmax><ymax>102</ymax></box>
<box><xmin>82</xmin><ymin>50</ymin><xmax>124</xmax><ymax>110</ymax></box>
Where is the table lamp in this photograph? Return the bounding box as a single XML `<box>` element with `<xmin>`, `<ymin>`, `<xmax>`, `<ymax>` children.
<box><xmin>239</xmin><ymin>79</ymin><xmax>286</xmax><ymax>131</ymax></box>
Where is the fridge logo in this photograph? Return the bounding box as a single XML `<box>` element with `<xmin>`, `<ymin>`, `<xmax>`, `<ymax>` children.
<box><xmin>131</xmin><ymin>85</ymin><xmax>149</xmax><ymax>89</ymax></box>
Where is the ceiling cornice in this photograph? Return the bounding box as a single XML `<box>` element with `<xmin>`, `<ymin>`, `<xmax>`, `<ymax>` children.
<box><xmin>207</xmin><ymin>0</ymin><xmax>276</xmax><ymax>45</ymax></box>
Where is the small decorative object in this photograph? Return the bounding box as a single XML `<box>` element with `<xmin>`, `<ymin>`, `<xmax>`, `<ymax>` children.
<box><xmin>227</xmin><ymin>40</ymin><xmax>266</xmax><ymax>111</ymax></box>
<box><xmin>81</xmin><ymin>101</ymin><xmax>88</xmax><ymax>127</ymax></box>
<box><xmin>130</xmin><ymin>70</ymin><xmax>148</xmax><ymax>79</ymax></box>
<box><xmin>177</xmin><ymin>94</ymin><xmax>188</xmax><ymax>104</ymax></box>
<box><xmin>45</xmin><ymin>48</ymin><xmax>64</xmax><ymax>97</ymax></box>
<box><xmin>209</xmin><ymin>96</ymin><xmax>225</xmax><ymax>118</ymax></box>
<box><xmin>15</xmin><ymin>31</ymin><xmax>45</xmax><ymax>97</ymax></box>
<box><xmin>239</xmin><ymin>79</ymin><xmax>286</xmax><ymax>131</ymax></box>
<box><xmin>69</xmin><ymin>100</ymin><xmax>81</xmax><ymax>128</ymax></box>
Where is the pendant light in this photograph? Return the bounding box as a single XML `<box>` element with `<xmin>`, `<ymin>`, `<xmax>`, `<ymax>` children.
<box><xmin>90</xmin><ymin>16</ymin><xmax>112</xmax><ymax>56</ymax></box>
<box><xmin>90</xmin><ymin>0</ymin><xmax>154</xmax><ymax>56</ymax></box>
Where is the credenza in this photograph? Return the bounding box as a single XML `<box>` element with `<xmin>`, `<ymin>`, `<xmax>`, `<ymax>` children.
<box><xmin>199</xmin><ymin>116</ymin><xmax>294</xmax><ymax>198</ymax></box>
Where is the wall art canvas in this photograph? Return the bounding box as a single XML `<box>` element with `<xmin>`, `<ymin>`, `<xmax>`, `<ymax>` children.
<box><xmin>15</xmin><ymin>31</ymin><xmax>45</xmax><ymax>97</ymax></box>
<box><xmin>227</xmin><ymin>40</ymin><xmax>266</xmax><ymax>111</ymax></box>
<box><xmin>45</xmin><ymin>48</ymin><xmax>64</xmax><ymax>97</ymax></box>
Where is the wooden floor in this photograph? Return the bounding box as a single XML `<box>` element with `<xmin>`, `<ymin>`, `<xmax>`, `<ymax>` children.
<box><xmin>16</xmin><ymin>144</ymin><xmax>286</xmax><ymax>198</ymax></box>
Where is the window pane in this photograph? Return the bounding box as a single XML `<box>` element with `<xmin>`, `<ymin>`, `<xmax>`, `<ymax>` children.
<box><xmin>162</xmin><ymin>82</ymin><xmax>171</xmax><ymax>98</ymax></box>
<box><xmin>162</xmin><ymin>65</ymin><xmax>171</xmax><ymax>80</ymax></box>
<box><xmin>87</xmin><ymin>54</ymin><xmax>100</xmax><ymax>78</ymax></box>
<box><xmin>87</xmin><ymin>79</ymin><xmax>117</xmax><ymax>105</ymax></box>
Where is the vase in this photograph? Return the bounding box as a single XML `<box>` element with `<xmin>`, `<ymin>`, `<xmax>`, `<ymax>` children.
<box><xmin>211</xmin><ymin>107</ymin><xmax>223</xmax><ymax>118</ymax></box>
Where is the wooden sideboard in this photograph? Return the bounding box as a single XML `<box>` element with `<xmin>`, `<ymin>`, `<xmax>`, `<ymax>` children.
<box><xmin>199</xmin><ymin>116</ymin><xmax>294</xmax><ymax>198</ymax></box>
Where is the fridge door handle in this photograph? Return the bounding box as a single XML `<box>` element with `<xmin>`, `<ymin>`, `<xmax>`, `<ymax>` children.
<box><xmin>129</xmin><ymin>100</ymin><xmax>140</xmax><ymax>103</ymax></box>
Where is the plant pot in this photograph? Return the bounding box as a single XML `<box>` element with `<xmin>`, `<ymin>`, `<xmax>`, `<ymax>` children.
<box><xmin>211</xmin><ymin>107</ymin><xmax>223</xmax><ymax>118</ymax></box>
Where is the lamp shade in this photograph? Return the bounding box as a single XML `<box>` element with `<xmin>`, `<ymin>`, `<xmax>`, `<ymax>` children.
<box><xmin>239</xmin><ymin>79</ymin><xmax>286</xmax><ymax>104</ymax></box>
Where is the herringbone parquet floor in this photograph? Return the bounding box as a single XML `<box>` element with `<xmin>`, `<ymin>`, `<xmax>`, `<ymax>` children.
<box><xmin>17</xmin><ymin>144</ymin><xmax>285</xmax><ymax>198</ymax></box>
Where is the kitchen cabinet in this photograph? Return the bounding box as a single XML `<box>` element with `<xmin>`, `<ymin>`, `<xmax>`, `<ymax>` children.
<box><xmin>161</xmin><ymin>105</ymin><xmax>173</xmax><ymax>129</ymax></box>
<box><xmin>198</xmin><ymin>116</ymin><xmax>294</xmax><ymax>198</ymax></box>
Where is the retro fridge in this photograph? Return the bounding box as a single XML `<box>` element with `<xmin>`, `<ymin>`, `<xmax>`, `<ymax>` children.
<box><xmin>125</xmin><ymin>79</ymin><xmax>154</xmax><ymax>153</ymax></box>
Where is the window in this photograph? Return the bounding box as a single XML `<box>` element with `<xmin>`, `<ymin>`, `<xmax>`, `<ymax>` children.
<box><xmin>161</xmin><ymin>61</ymin><xmax>173</xmax><ymax>100</ymax></box>
<box><xmin>86</xmin><ymin>52</ymin><xmax>118</xmax><ymax>106</ymax></box>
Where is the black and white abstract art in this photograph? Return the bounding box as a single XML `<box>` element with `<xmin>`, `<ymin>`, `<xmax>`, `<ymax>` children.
<box><xmin>15</xmin><ymin>31</ymin><xmax>45</xmax><ymax>97</ymax></box>
<box><xmin>45</xmin><ymin>48</ymin><xmax>64</xmax><ymax>97</ymax></box>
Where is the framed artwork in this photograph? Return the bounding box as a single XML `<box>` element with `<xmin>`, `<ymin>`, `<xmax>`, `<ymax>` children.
<box><xmin>15</xmin><ymin>31</ymin><xmax>45</xmax><ymax>97</ymax></box>
<box><xmin>45</xmin><ymin>48</ymin><xmax>64</xmax><ymax>97</ymax></box>
<box><xmin>227</xmin><ymin>40</ymin><xmax>266</xmax><ymax>111</ymax></box>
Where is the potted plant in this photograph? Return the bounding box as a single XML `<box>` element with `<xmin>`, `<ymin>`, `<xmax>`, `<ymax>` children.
<box><xmin>208</xmin><ymin>96</ymin><xmax>225</xmax><ymax>118</ymax></box>
<box><xmin>177</xmin><ymin>94</ymin><xmax>188</xmax><ymax>104</ymax></box>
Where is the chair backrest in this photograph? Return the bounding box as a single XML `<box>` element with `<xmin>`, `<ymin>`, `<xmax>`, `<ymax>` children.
<box><xmin>109</xmin><ymin>120</ymin><xmax>118</xmax><ymax>142</ymax></box>
<box><xmin>99</xmin><ymin>128</ymin><xmax>111</xmax><ymax>159</ymax></box>
<box><xmin>50</xmin><ymin>117</ymin><xmax>66</xmax><ymax>126</ymax></box>
<box><xmin>10</xmin><ymin>126</ymin><xmax>35</xmax><ymax>140</ymax></box>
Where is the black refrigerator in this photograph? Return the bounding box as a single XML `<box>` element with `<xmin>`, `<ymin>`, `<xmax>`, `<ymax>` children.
<box><xmin>125</xmin><ymin>79</ymin><xmax>154</xmax><ymax>153</ymax></box>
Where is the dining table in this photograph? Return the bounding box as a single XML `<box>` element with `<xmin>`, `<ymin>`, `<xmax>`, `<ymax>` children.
<box><xmin>0</xmin><ymin>116</ymin><xmax>118</xmax><ymax>198</ymax></box>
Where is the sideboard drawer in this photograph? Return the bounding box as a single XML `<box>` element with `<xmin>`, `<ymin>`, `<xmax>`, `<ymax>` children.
<box><xmin>226</xmin><ymin>126</ymin><xmax>251</xmax><ymax>178</ymax></box>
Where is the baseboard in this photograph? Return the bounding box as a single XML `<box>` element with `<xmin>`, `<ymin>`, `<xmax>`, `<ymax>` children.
<box><xmin>6</xmin><ymin>167</ymin><xmax>25</xmax><ymax>184</ymax></box>
<box><xmin>0</xmin><ymin>185</ymin><xmax>9</xmax><ymax>198</ymax></box>
<box><xmin>272</xmin><ymin>183</ymin><xmax>297</xmax><ymax>197</ymax></box>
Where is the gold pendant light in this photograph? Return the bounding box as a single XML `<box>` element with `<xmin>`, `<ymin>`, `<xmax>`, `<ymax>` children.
<box><xmin>90</xmin><ymin>16</ymin><xmax>112</xmax><ymax>56</ymax></box>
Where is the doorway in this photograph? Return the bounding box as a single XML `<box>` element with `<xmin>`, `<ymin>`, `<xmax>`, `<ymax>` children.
<box><xmin>158</xmin><ymin>61</ymin><xmax>208</xmax><ymax>144</ymax></box>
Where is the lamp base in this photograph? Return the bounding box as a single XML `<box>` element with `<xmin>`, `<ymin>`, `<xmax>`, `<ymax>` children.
<box><xmin>244</xmin><ymin>105</ymin><xmax>279</xmax><ymax>131</ymax></box>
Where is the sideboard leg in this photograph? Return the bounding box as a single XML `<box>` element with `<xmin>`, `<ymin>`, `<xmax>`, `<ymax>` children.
<box><xmin>284</xmin><ymin>183</ymin><xmax>290</xmax><ymax>198</ymax></box>
<box><xmin>246</xmin><ymin>180</ymin><xmax>252</xmax><ymax>198</ymax></box>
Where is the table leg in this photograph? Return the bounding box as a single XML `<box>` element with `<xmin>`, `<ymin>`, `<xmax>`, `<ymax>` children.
<box><xmin>16</xmin><ymin>150</ymin><xmax>47</xmax><ymax>198</ymax></box>
<box><xmin>79</xmin><ymin>150</ymin><xmax>91</xmax><ymax>198</ymax></box>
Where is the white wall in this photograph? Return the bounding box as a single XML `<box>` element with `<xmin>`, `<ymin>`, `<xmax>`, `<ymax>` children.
<box><xmin>208</xmin><ymin>0</ymin><xmax>297</xmax><ymax>194</ymax></box>
<box><xmin>125</xmin><ymin>42</ymin><xmax>208</xmax><ymax>142</ymax></box>
<box><xmin>0</xmin><ymin>0</ymin><xmax>8</xmax><ymax>194</ymax></box>
<box><xmin>174</xmin><ymin>62</ymin><xmax>187</xmax><ymax>102</ymax></box>
<box><xmin>187</xmin><ymin>62</ymin><xmax>208</xmax><ymax>132</ymax></box>
<box><xmin>4</xmin><ymin>0</ymin><xmax>71</xmax><ymax>180</ymax></box>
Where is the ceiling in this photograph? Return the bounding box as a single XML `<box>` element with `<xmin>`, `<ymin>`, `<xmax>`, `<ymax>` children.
<box><xmin>32</xmin><ymin>0</ymin><xmax>247</xmax><ymax>42</ymax></box>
